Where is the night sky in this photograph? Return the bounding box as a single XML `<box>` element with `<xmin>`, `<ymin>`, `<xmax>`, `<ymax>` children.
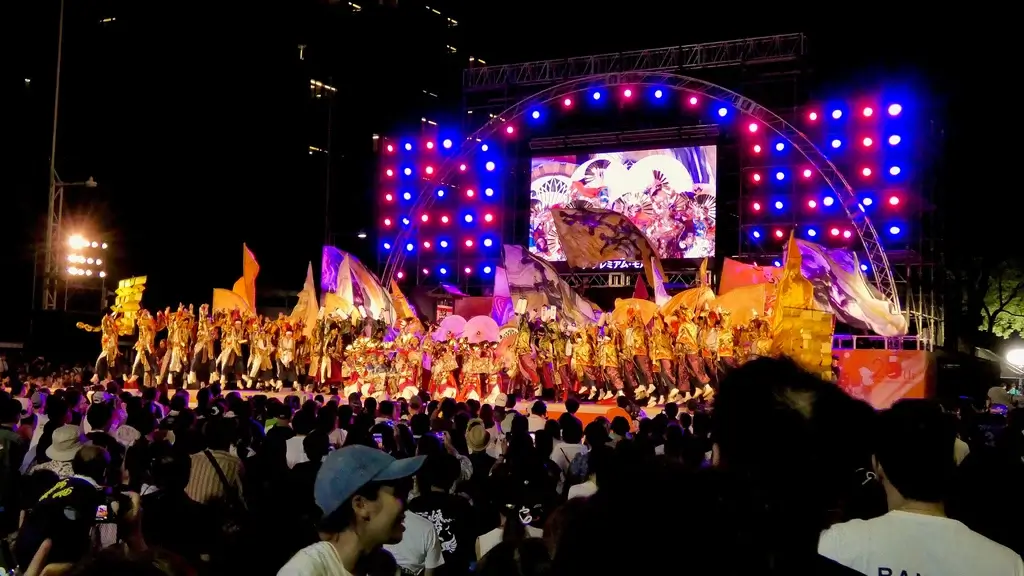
<box><xmin>4</xmin><ymin>2</ymin><xmax>1002</xmax><ymax>344</ymax></box>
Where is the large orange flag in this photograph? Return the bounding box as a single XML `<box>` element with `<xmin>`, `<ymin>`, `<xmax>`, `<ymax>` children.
<box><xmin>242</xmin><ymin>244</ymin><xmax>260</xmax><ymax>310</ymax></box>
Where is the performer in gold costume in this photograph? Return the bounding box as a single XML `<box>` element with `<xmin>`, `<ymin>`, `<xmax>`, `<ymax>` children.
<box><xmin>457</xmin><ymin>339</ymin><xmax>485</xmax><ymax>402</ymax></box>
<box><xmin>622</xmin><ymin>306</ymin><xmax>654</xmax><ymax>401</ymax></box>
<box><xmin>697</xmin><ymin>306</ymin><xmax>719</xmax><ymax>399</ymax></box>
<box><xmin>551</xmin><ymin>320</ymin><xmax>573</xmax><ymax>401</ymax></box>
<box><xmin>216</xmin><ymin>311</ymin><xmax>248</xmax><ymax>388</ymax></box>
<box><xmin>189</xmin><ymin>304</ymin><xmax>217</xmax><ymax>387</ymax></box>
<box><xmin>483</xmin><ymin>342</ymin><xmax>504</xmax><ymax>404</ymax></box>
<box><xmin>129</xmin><ymin>309</ymin><xmax>163</xmax><ymax>387</ymax></box>
<box><xmin>276</xmin><ymin>321</ymin><xmax>298</xmax><ymax>389</ymax></box>
<box><xmin>597</xmin><ymin>324</ymin><xmax>623</xmax><ymax>400</ymax></box>
<box><xmin>717</xmin><ymin>308</ymin><xmax>739</xmax><ymax>373</ymax></box>
<box><xmin>738</xmin><ymin>311</ymin><xmax>759</xmax><ymax>362</ymax></box>
<box><xmin>244</xmin><ymin>317</ymin><xmax>275</xmax><ymax>389</ymax></box>
<box><xmin>393</xmin><ymin>318</ymin><xmax>424</xmax><ymax>400</ymax></box>
<box><xmin>159</xmin><ymin>305</ymin><xmax>193</xmax><ymax>388</ymax></box>
<box><xmin>572</xmin><ymin>326</ymin><xmax>600</xmax><ymax>400</ymax></box>
<box><xmin>649</xmin><ymin>313</ymin><xmax>676</xmax><ymax>405</ymax></box>
<box><xmin>92</xmin><ymin>312</ymin><xmax>123</xmax><ymax>383</ymax></box>
<box><xmin>674</xmin><ymin>308</ymin><xmax>709</xmax><ymax>400</ymax></box>
<box><xmin>754</xmin><ymin>311</ymin><xmax>774</xmax><ymax>358</ymax></box>
<box><xmin>513</xmin><ymin>312</ymin><xmax>540</xmax><ymax>399</ymax></box>
<box><xmin>429</xmin><ymin>332</ymin><xmax>459</xmax><ymax>399</ymax></box>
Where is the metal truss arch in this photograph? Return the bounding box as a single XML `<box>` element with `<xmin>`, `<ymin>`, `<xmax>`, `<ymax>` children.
<box><xmin>383</xmin><ymin>72</ymin><xmax>900</xmax><ymax>315</ymax></box>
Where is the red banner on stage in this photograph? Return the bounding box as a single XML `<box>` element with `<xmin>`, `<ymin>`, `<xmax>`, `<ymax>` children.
<box><xmin>835</xmin><ymin>350</ymin><xmax>932</xmax><ymax>409</ymax></box>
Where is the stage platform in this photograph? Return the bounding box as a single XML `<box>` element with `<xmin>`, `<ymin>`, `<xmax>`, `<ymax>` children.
<box><xmin>165</xmin><ymin>389</ymin><xmax>656</xmax><ymax>426</ymax></box>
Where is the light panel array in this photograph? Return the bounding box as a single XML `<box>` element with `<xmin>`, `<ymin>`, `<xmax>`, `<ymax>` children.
<box><xmin>377</xmin><ymin>133</ymin><xmax>503</xmax><ymax>285</ymax></box>
<box><xmin>739</xmin><ymin>93</ymin><xmax>914</xmax><ymax>267</ymax></box>
<box><xmin>66</xmin><ymin>234</ymin><xmax>108</xmax><ymax>278</ymax></box>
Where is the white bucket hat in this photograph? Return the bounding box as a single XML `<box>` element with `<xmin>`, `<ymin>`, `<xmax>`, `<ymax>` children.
<box><xmin>45</xmin><ymin>424</ymin><xmax>85</xmax><ymax>462</ymax></box>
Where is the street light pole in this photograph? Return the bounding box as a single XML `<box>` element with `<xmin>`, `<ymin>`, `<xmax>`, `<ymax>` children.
<box><xmin>43</xmin><ymin>0</ymin><xmax>66</xmax><ymax>311</ymax></box>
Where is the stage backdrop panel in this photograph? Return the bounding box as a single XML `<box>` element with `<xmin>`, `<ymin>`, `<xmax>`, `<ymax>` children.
<box><xmin>836</xmin><ymin>350</ymin><xmax>933</xmax><ymax>409</ymax></box>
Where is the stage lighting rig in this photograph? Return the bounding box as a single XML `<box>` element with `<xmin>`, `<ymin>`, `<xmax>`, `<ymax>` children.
<box><xmin>65</xmin><ymin>233</ymin><xmax>108</xmax><ymax>279</ymax></box>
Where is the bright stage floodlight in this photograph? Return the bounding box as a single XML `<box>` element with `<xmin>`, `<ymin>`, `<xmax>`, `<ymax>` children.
<box><xmin>1007</xmin><ymin>347</ymin><xmax>1024</xmax><ymax>367</ymax></box>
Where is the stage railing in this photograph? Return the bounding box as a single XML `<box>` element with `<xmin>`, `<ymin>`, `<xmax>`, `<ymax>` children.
<box><xmin>833</xmin><ymin>334</ymin><xmax>930</xmax><ymax>351</ymax></box>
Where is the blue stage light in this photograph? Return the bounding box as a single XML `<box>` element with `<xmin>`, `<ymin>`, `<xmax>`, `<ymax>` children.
<box><xmin>888</xmin><ymin>135</ymin><xmax>901</xmax><ymax>145</ymax></box>
<box><xmin>889</xmin><ymin>226</ymin><xmax>901</xmax><ymax>235</ymax></box>
<box><xmin>888</xmin><ymin>103</ymin><xmax>902</xmax><ymax>116</ymax></box>
<box><xmin>775</xmin><ymin>142</ymin><xmax>785</xmax><ymax>152</ymax></box>
<box><xmin>464</xmin><ymin>214</ymin><xmax>473</xmax><ymax>223</ymax></box>
<box><xmin>401</xmin><ymin>217</ymin><xmax>410</xmax><ymax>226</ymax></box>
<box><xmin>383</xmin><ymin>242</ymin><xmax>391</xmax><ymax>250</ymax></box>
<box><xmin>405</xmin><ymin>243</ymin><xmax>414</xmax><ymax>252</ymax></box>
<box><xmin>823</xmin><ymin>196</ymin><xmax>834</xmax><ymax>207</ymax></box>
<box><xmin>717</xmin><ymin>108</ymin><xmax>728</xmax><ymax>117</ymax></box>
<box><xmin>863</xmin><ymin>197</ymin><xmax>873</xmax><ymax>206</ymax></box>
<box><xmin>439</xmin><ymin>267</ymin><xmax>448</xmax><ymax>275</ymax></box>
<box><xmin>775</xmin><ymin>172</ymin><xmax>785</xmax><ymax>181</ymax></box>
<box><xmin>752</xmin><ymin>230</ymin><xmax>761</xmax><ymax>239</ymax></box>
<box><xmin>773</xmin><ymin>260</ymin><xmax>782</xmax><ymax>267</ymax></box>
<box><xmin>483</xmin><ymin>238</ymin><xmax>493</xmax><ymax>247</ymax></box>
<box><xmin>831</xmin><ymin>109</ymin><xmax>842</xmax><ymax>119</ymax></box>
<box><xmin>807</xmin><ymin>228</ymin><xmax>817</xmax><ymax>237</ymax></box>
<box><xmin>481</xmin><ymin>144</ymin><xmax>489</xmax><ymax>152</ymax></box>
<box><xmin>484</xmin><ymin>187</ymin><xmax>494</xmax><ymax>197</ymax></box>
<box><xmin>889</xmin><ymin>166</ymin><xmax>901</xmax><ymax>176</ymax></box>
<box><xmin>403</xmin><ymin>192</ymin><xmax>412</xmax><ymax>201</ymax></box>
<box><xmin>484</xmin><ymin>266</ymin><xmax>493</xmax><ymax>274</ymax></box>
<box><xmin>531</xmin><ymin>110</ymin><xmax>540</xmax><ymax>119</ymax></box>
<box><xmin>403</xmin><ymin>167</ymin><xmax>412</xmax><ymax>176</ymax></box>
<box><xmin>831</xmin><ymin>139</ymin><xmax>842</xmax><ymax>149</ymax></box>
<box><xmin>592</xmin><ymin>91</ymin><xmax>602</xmax><ymax>100</ymax></box>
<box><xmin>654</xmin><ymin>89</ymin><xmax>663</xmax><ymax>99</ymax></box>
<box><xmin>404</xmin><ymin>143</ymin><xmax>412</xmax><ymax>151</ymax></box>
<box><xmin>436</xmin><ymin>189</ymin><xmax>445</xmax><ymax>198</ymax></box>
<box><xmin>774</xmin><ymin>200</ymin><xmax>784</xmax><ymax>209</ymax></box>
<box><xmin>485</xmin><ymin>161</ymin><xmax>495</xmax><ymax>171</ymax></box>
<box><xmin>442</xmin><ymin>138</ymin><xmax>452</xmax><ymax>149</ymax></box>
<box><xmin>860</xmin><ymin>263</ymin><xmax>869</xmax><ymax>271</ymax></box>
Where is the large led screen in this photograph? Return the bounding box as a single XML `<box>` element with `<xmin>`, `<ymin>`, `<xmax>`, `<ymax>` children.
<box><xmin>529</xmin><ymin>146</ymin><xmax>717</xmax><ymax>261</ymax></box>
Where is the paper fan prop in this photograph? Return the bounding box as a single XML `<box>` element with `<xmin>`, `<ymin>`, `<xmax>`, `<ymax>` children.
<box><xmin>432</xmin><ymin>314</ymin><xmax>467</xmax><ymax>341</ymax></box>
<box><xmin>692</xmin><ymin>192</ymin><xmax>717</xmax><ymax>226</ymax></box>
<box><xmin>464</xmin><ymin>315</ymin><xmax>500</xmax><ymax>343</ymax></box>
<box><xmin>629</xmin><ymin>153</ymin><xmax>694</xmax><ymax>196</ymax></box>
<box><xmin>611</xmin><ymin>192</ymin><xmax>656</xmax><ymax>224</ymax></box>
<box><xmin>571</xmin><ymin>158</ymin><xmax>631</xmax><ymax>202</ymax></box>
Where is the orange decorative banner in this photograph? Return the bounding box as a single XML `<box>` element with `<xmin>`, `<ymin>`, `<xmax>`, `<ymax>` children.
<box><xmin>835</xmin><ymin>350</ymin><xmax>932</xmax><ymax>409</ymax></box>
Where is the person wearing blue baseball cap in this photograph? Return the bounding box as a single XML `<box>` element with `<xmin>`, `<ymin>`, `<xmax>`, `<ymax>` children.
<box><xmin>279</xmin><ymin>445</ymin><xmax>426</xmax><ymax>575</ymax></box>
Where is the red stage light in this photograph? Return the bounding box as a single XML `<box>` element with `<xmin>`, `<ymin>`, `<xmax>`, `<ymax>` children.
<box><xmin>383</xmin><ymin>218</ymin><xmax>392</xmax><ymax>226</ymax></box>
<box><xmin>748</xmin><ymin>123</ymin><xmax>758</xmax><ymax>133</ymax></box>
<box><xmin>385</xmin><ymin>194</ymin><xmax>393</xmax><ymax>202</ymax></box>
<box><xmin>441</xmin><ymin>215</ymin><xmax>449</xmax><ymax>224</ymax></box>
<box><xmin>465</xmin><ymin>239</ymin><xmax>474</xmax><ymax>247</ymax></box>
<box><xmin>426</xmin><ymin>141</ymin><xmax>434</xmax><ymax>149</ymax></box>
<box><xmin>802</xmin><ymin>169</ymin><xmax>812</xmax><ymax>178</ymax></box>
<box><xmin>774</xmin><ymin>229</ymin><xmax>784</xmax><ymax>238</ymax></box>
<box><xmin>459</xmin><ymin>164</ymin><xmax>467</xmax><ymax>171</ymax></box>
<box><xmin>752</xmin><ymin>173</ymin><xmax>761</xmax><ymax>182</ymax></box>
<box><xmin>863</xmin><ymin>107</ymin><xmax>874</xmax><ymax>117</ymax></box>
<box><xmin>385</xmin><ymin>169</ymin><xmax>394</xmax><ymax>177</ymax></box>
<box><xmin>423</xmin><ymin>241</ymin><xmax>431</xmax><ymax>248</ymax></box>
<box><xmin>843</xmin><ymin>230</ymin><xmax>852</xmax><ymax>239</ymax></box>
<box><xmin>422</xmin><ymin>268</ymin><xmax>429</xmax><ymax>275</ymax></box>
<box><xmin>807</xmin><ymin>200</ymin><xmax>817</xmax><ymax>208</ymax></box>
<box><xmin>889</xmin><ymin>195</ymin><xmax>900</xmax><ymax>206</ymax></box>
<box><xmin>688</xmin><ymin>96</ymin><xmax>698</xmax><ymax>105</ymax></box>
<box><xmin>830</xmin><ymin>228</ymin><xmax>840</xmax><ymax>236</ymax></box>
<box><xmin>466</xmin><ymin>189</ymin><xmax>475</xmax><ymax>198</ymax></box>
<box><xmin>484</xmin><ymin>213</ymin><xmax>494</xmax><ymax>222</ymax></box>
<box><xmin>506</xmin><ymin>126</ymin><xmax>514</xmax><ymax>134</ymax></box>
<box><xmin>808</xmin><ymin>112</ymin><xmax>818</xmax><ymax>121</ymax></box>
<box><xmin>420</xmin><ymin>214</ymin><xmax>428</xmax><ymax>222</ymax></box>
<box><xmin>386</xmin><ymin>144</ymin><xmax>394</xmax><ymax>152</ymax></box>
<box><xmin>753</xmin><ymin>144</ymin><xmax>762</xmax><ymax>154</ymax></box>
<box><xmin>563</xmin><ymin>98</ymin><xmax>572</xmax><ymax>107</ymax></box>
<box><xmin>752</xmin><ymin>202</ymin><xmax>761</xmax><ymax>211</ymax></box>
<box><xmin>396</xmin><ymin>271</ymin><xmax>404</xmax><ymax>279</ymax></box>
<box><xmin>862</xmin><ymin>137</ymin><xmax>873</xmax><ymax>147</ymax></box>
<box><xmin>861</xmin><ymin>167</ymin><xmax>872</xmax><ymax>177</ymax></box>
<box><xmin>623</xmin><ymin>88</ymin><xmax>632</xmax><ymax>98</ymax></box>
<box><xmin>464</xmin><ymin>267</ymin><xmax>472</xmax><ymax>274</ymax></box>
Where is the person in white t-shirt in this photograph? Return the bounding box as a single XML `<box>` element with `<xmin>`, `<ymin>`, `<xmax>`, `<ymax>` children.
<box><xmin>285</xmin><ymin>410</ymin><xmax>316</xmax><ymax>468</ymax></box>
<box><xmin>819</xmin><ymin>399</ymin><xmax>1024</xmax><ymax>576</ymax></box>
<box><xmin>278</xmin><ymin>445</ymin><xmax>426</xmax><ymax>576</ymax></box>
<box><xmin>383</xmin><ymin>510</ymin><xmax>444</xmax><ymax>576</ymax></box>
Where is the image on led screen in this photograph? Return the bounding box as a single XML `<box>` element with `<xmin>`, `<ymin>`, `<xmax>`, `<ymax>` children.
<box><xmin>529</xmin><ymin>146</ymin><xmax>717</xmax><ymax>261</ymax></box>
